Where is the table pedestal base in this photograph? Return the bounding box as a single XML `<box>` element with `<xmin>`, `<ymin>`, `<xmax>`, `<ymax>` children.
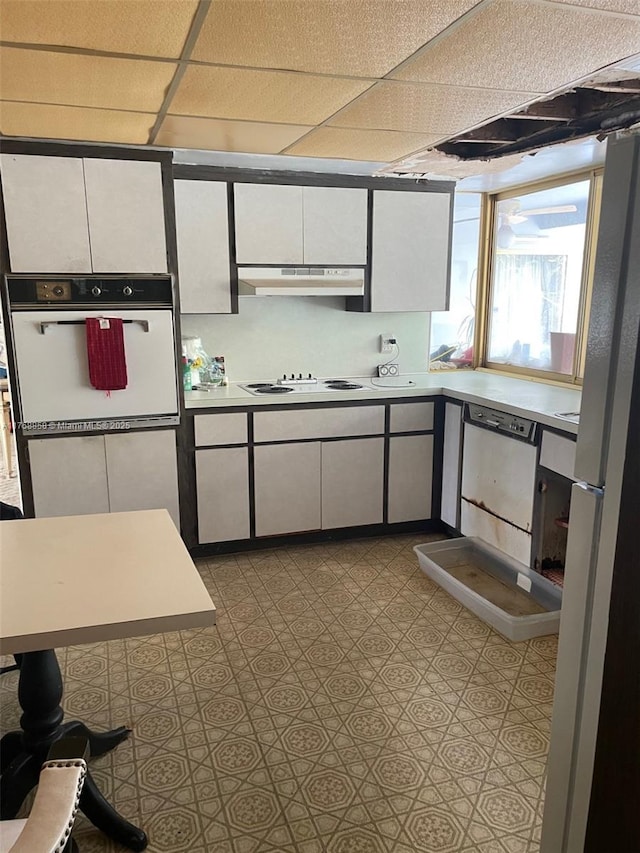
<box><xmin>0</xmin><ymin>650</ymin><xmax>148</xmax><ymax>851</ymax></box>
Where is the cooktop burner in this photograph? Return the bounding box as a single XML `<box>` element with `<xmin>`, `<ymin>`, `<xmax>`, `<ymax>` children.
<box><xmin>253</xmin><ymin>385</ymin><xmax>293</xmax><ymax>394</ymax></box>
<box><xmin>324</xmin><ymin>381</ymin><xmax>364</xmax><ymax>390</ymax></box>
<box><xmin>246</xmin><ymin>383</ymin><xmax>276</xmax><ymax>389</ymax></box>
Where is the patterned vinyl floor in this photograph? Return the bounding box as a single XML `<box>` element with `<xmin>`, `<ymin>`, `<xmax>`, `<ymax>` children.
<box><xmin>0</xmin><ymin>533</ymin><xmax>557</xmax><ymax>853</ymax></box>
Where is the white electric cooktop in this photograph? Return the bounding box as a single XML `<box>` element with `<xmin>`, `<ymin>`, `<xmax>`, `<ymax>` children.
<box><xmin>240</xmin><ymin>376</ymin><xmax>376</xmax><ymax>396</ymax></box>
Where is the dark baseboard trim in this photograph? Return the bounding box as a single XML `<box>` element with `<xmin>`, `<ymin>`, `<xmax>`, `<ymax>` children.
<box><xmin>190</xmin><ymin>519</ymin><xmax>447</xmax><ymax>558</ymax></box>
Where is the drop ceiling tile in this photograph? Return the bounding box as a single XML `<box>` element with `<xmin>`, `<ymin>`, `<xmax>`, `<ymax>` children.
<box><xmin>0</xmin><ymin>101</ymin><xmax>155</xmax><ymax>144</ymax></box>
<box><xmin>330</xmin><ymin>81</ymin><xmax>536</xmax><ymax>135</ymax></box>
<box><xmin>0</xmin><ymin>0</ymin><xmax>199</xmax><ymax>58</ymax></box>
<box><xmin>191</xmin><ymin>0</ymin><xmax>482</xmax><ymax>77</ymax></box>
<box><xmin>169</xmin><ymin>65</ymin><xmax>373</xmax><ymax>125</ymax></box>
<box><xmin>284</xmin><ymin>127</ymin><xmax>444</xmax><ymax>162</ymax></box>
<box><xmin>546</xmin><ymin>0</ymin><xmax>640</xmax><ymax>14</ymax></box>
<box><xmin>0</xmin><ymin>47</ymin><xmax>176</xmax><ymax>112</ymax></box>
<box><xmin>390</xmin><ymin>0</ymin><xmax>640</xmax><ymax>92</ymax></box>
<box><xmin>155</xmin><ymin>115</ymin><xmax>312</xmax><ymax>153</ymax></box>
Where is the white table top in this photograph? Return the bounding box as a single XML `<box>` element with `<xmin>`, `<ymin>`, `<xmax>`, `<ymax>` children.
<box><xmin>0</xmin><ymin>509</ymin><xmax>216</xmax><ymax>655</ymax></box>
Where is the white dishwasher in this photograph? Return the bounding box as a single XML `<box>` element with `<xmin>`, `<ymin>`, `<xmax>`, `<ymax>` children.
<box><xmin>460</xmin><ymin>404</ymin><xmax>537</xmax><ymax>566</ymax></box>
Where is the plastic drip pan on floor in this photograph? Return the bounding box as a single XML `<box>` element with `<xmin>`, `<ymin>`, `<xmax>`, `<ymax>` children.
<box><xmin>414</xmin><ymin>537</ymin><xmax>562</xmax><ymax>642</ymax></box>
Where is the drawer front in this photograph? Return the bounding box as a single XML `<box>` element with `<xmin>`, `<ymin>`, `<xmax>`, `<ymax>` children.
<box><xmin>254</xmin><ymin>405</ymin><xmax>385</xmax><ymax>442</ymax></box>
<box><xmin>390</xmin><ymin>401</ymin><xmax>434</xmax><ymax>433</ymax></box>
<box><xmin>194</xmin><ymin>413</ymin><xmax>248</xmax><ymax>446</ymax></box>
<box><xmin>540</xmin><ymin>430</ymin><xmax>577</xmax><ymax>480</ymax></box>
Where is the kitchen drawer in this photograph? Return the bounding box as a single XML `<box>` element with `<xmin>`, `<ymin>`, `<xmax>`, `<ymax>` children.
<box><xmin>254</xmin><ymin>405</ymin><xmax>385</xmax><ymax>442</ymax></box>
<box><xmin>390</xmin><ymin>401</ymin><xmax>434</xmax><ymax>433</ymax></box>
<box><xmin>194</xmin><ymin>412</ymin><xmax>248</xmax><ymax>446</ymax></box>
<box><xmin>540</xmin><ymin>430</ymin><xmax>577</xmax><ymax>480</ymax></box>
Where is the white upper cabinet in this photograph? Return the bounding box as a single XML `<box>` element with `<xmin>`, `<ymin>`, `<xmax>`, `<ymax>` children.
<box><xmin>371</xmin><ymin>190</ymin><xmax>451</xmax><ymax>312</ymax></box>
<box><xmin>234</xmin><ymin>183</ymin><xmax>368</xmax><ymax>266</ymax></box>
<box><xmin>234</xmin><ymin>183</ymin><xmax>304</xmax><ymax>264</ymax></box>
<box><xmin>302</xmin><ymin>186</ymin><xmax>368</xmax><ymax>265</ymax></box>
<box><xmin>0</xmin><ymin>154</ymin><xmax>92</xmax><ymax>273</ymax></box>
<box><xmin>175</xmin><ymin>180</ymin><xmax>231</xmax><ymax>313</ymax></box>
<box><xmin>0</xmin><ymin>154</ymin><xmax>167</xmax><ymax>274</ymax></box>
<box><xmin>83</xmin><ymin>158</ymin><xmax>167</xmax><ymax>273</ymax></box>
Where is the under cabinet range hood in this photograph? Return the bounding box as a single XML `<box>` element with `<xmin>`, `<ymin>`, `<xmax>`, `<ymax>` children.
<box><xmin>237</xmin><ymin>267</ymin><xmax>365</xmax><ymax>296</ymax></box>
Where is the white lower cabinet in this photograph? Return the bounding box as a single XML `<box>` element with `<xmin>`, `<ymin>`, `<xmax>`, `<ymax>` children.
<box><xmin>29</xmin><ymin>435</ymin><xmax>109</xmax><ymax>517</ymax></box>
<box><xmin>322</xmin><ymin>438</ymin><xmax>384</xmax><ymax>529</ymax></box>
<box><xmin>254</xmin><ymin>436</ymin><xmax>386</xmax><ymax>536</ymax></box>
<box><xmin>28</xmin><ymin>430</ymin><xmax>180</xmax><ymax>527</ymax></box>
<box><xmin>196</xmin><ymin>447</ymin><xmax>250</xmax><ymax>543</ymax></box>
<box><xmin>254</xmin><ymin>443</ymin><xmax>322</xmax><ymax>536</ymax></box>
<box><xmin>388</xmin><ymin>434</ymin><xmax>434</xmax><ymax>522</ymax></box>
<box><xmin>104</xmin><ymin>431</ymin><xmax>180</xmax><ymax>527</ymax></box>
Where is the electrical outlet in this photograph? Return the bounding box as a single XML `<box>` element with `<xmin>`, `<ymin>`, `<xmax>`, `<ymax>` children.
<box><xmin>380</xmin><ymin>333</ymin><xmax>396</xmax><ymax>353</ymax></box>
<box><xmin>377</xmin><ymin>363</ymin><xmax>400</xmax><ymax>377</ymax></box>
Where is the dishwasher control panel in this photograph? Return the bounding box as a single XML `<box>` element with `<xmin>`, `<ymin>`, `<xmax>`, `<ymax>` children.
<box><xmin>465</xmin><ymin>403</ymin><xmax>537</xmax><ymax>444</ymax></box>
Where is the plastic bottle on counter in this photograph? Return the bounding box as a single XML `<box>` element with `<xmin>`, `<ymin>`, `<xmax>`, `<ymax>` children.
<box><xmin>182</xmin><ymin>357</ymin><xmax>192</xmax><ymax>392</ymax></box>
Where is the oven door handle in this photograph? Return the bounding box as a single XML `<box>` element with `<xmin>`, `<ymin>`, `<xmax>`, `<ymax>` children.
<box><xmin>38</xmin><ymin>319</ymin><xmax>150</xmax><ymax>334</ymax></box>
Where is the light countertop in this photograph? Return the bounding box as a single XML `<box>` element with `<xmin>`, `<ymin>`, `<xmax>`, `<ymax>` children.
<box><xmin>185</xmin><ymin>370</ymin><xmax>581</xmax><ymax>434</ymax></box>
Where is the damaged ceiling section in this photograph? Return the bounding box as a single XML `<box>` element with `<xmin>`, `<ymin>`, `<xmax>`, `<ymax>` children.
<box><xmin>437</xmin><ymin>72</ymin><xmax>640</xmax><ymax>161</ymax></box>
<box><xmin>387</xmin><ymin>55</ymin><xmax>640</xmax><ymax>177</ymax></box>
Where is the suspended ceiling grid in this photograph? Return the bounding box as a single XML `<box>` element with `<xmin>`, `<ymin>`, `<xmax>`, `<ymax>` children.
<box><xmin>0</xmin><ymin>0</ymin><xmax>639</xmax><ymax>165</ymax></box>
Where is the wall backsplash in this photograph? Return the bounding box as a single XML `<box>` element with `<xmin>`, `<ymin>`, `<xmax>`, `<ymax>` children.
<box><xmin>180</xmin><ymin>296</ymin><xmax>430</xmax><ymax>381</ymax></box>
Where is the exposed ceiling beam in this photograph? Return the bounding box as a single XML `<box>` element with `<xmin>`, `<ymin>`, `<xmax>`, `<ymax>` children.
<box><xmin>457</xmin><ymin>118</ymin><xmax>560</xmax><ymax>143</ymax></box>
<box><xmin>437</xmin><ymin>94</ymin><xmax>640</xmax><ymax>160</ymax></box>
<box><xmin>506</xmin><ymin>95</ymin><xmax>577</xmax><ymax>122</ymax></box>
<box><xmin>586</xmin><ymin>80</ymin><xmax>640</xmax><ymax>95</ymax></box>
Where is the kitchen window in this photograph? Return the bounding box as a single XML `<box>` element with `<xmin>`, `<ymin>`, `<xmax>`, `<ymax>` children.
<box><xmin>430</xmin><ymin>192</ymin><xmax>481</xmax><ymax>369</ymax></box>
<box><xmin>480</xmin><ymin>172</ymin><xmax>603</xmax><ymax>383</ymax></box>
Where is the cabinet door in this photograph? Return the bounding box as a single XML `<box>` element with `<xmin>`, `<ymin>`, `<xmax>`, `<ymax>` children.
<box><xmin>196</xmin><ymin>447</ymin><xmax>250</xmax><ymax>543</ymax></box>
<box><xmin>234</xmin><ymin>183</ymin><xmax>303</xmax><ymax>264</ymax></box>
<box><xmin>83</xmin><ymin>158</ymin><xmax>167</xmax><ymax>273</ymax></box>
<box><xmin>388</xmin><ymin>434</ymin><xmax>434</xmax><ymax>522</ymax></box>
<box><xmin>105</xmin><ymin>430</ymin><xmax>180</xmax><ymax>528</ymax></box>
<box><xmin>441</xmin><ymin>402</ymin><xmax>462</xmax><ymax>528</ymax></box>
<box><xmin>371</xmin><ymin>190</ymin><xmax>451</xmax><ymax>312</ymax></box>
<box><xmin>175</xmin><ymin>180</ymin><xmax>231</xmax><ymax>314</ymax></box>
<box><xmin>302</xmin><ymin>186</ymin><xmax>368</xmax><ymax>265</ymax></box>
<box><xmin>0</xmin><ymin>154</ymin><xmax>92</xmax><ymax>273</ymax></box>
<box><xmin>28</xmin><ymin>436</ymin><xmax>108</xmax><ymax>517</ymax></box>
<box><xmin>322</xmin><ymin>438</ymin><xmax>384</xmax><ymax>529</ymax></box>
<box><xmin>254</xmin><ymin>442</ymin><xmax>321</xmax><ymax>536</ymax></box>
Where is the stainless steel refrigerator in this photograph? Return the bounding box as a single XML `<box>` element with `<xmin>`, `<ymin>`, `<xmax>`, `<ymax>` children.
<box><xmin>541</xmin><ymin>131</ymin><xmax>640</xmax><ymax>851</ymax></box>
